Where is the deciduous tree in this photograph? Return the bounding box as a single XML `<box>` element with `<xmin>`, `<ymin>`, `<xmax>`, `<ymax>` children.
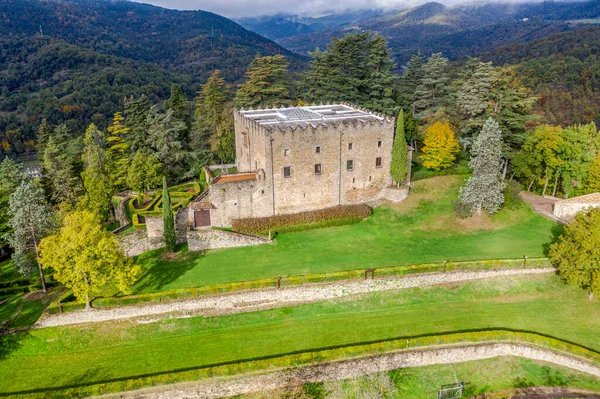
<box><xmin>459</xmin><ymin>117</ymin><xmax>507</xmax><ymax>215</ymax></box>
<box><xmin>127</xmin><ymin>152</ymin><xmax>163</xmax><ymax>206</ymax></box>
<box><xmin>420</xmin><ymin>122</ymin><xmax>460</xmax><ymax>170</ymax></box>
<box><xmin>548</xmin><ymin>207</ymin><xmax>600</xmax><ymax>300</ymax></box>
<box><xmin>39</xmin><ymin>210</ymin><xmax>140</xmax><ymax>310</ymax></box>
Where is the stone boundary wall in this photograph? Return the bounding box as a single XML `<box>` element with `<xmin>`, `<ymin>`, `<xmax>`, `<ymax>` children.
<box><xmin>187</xmin><ymin>229</ymin><xmax>271</xmax><ymax>252</ymax></box>
<box><xmin>383</xmin><ymin>186</ymin><xmax>409</xmax><ymax>203</ymax></box>
<box><xmin>554</xmin><ymin>202</ymin><xmax>600</xmax><ymax>220</ymax></box>
<box><xmin>117</xmin><ymin>230</ymin><xmax>165</xmax><ymax>258</ymax></box>
<box><xmin>108</xmin><ymin>342</ymin><xmax>600</xmax><ymax>399</ymax></box>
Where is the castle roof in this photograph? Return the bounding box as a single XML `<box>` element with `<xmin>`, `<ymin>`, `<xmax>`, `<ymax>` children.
<box><xmin>239</xmin><ymin>104</ymin><xmax>386</xmax><ymax>130</ymax></box>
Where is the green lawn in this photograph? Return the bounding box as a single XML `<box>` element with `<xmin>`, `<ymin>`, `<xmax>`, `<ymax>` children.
<box><xmin>1</xmin><ymin>274</ymin><xmax>599</xmax><ymax>396</ymax></box>
<box><xmin>133</xmin><ymin>176</ymin><xmax>559</xmax><ymax>293</ymax></box>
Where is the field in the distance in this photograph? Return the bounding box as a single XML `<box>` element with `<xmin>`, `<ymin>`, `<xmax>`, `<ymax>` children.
<box><xmin>133</xmin><ymin>176</ymin><xmax>559</xmax><ymax>293</ymax></box>
<box><xmin>1</xmin><ymin>274</ymin><xmax>599</xmax><ymax>396</ymax></box>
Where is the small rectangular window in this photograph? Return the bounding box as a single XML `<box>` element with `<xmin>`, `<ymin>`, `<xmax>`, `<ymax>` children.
<box><xmin>348</xmin><ymin>143</ymin><xmax>353</xmax><ymax>150</ymax></box>
<box><xmin>314</xmin><ymin>164</ymin><xmax>322</xmax><ymax>175</ymax></box>
<box><xmin>347</xmin><ymin>160</ymin><xmax>354</xmax><ymax>171</ymax></box>
<box><xmin>376</xmin><ymin>157</ymin><xmax>382</xmax><ymax>168</ymax></box>
<box><xmin>316</xmin><ymin>146</ymin><xmax>321</xmax><ymax>154</ymax></box>
<box><xmin>284</xmin><ymin>149</ymin><xmax>289</xmax><ymax>157</ymax></box>
<box><xmin>284</xmin><ymin>166</ymin><xmax>291</xmax><ymax>177</ymax></box>
<box><xmin>378</xmin><ymin>140</ymin><xmax>382</xmax><ymax>148</ymax></box>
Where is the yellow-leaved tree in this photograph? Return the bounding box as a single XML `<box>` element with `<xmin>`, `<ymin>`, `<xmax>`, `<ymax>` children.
<box><xmin>420</xmin><ymin>121</ymin><xmax>460</xmax><ymax>170</ymax></box>
<box><xmin>39</xmin><ymin>210</ymin><xmax>141</xmax><ymax>310</ymax></box>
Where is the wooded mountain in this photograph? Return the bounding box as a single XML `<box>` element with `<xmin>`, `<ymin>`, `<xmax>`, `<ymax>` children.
<box><xmin>274</xmin><ymin>1</ymin><xmax>600</xmax><ymax>64</ymax></box>
<box><xmin>0</xmin><ymin>0</ymin><xmax>305</xmax><ymax>155</ymax></box>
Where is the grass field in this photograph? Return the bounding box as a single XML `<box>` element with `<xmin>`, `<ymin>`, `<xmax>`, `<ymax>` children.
<box><xmin>132</xmin><ymin>176</ymin><xmax>559</xmax><ymax>293</ymax></box>
<box><xmin>240</xmin><ymin>357</ymin><xmax>600</xmax><ymax>398</ymax></box>
<box><xmin>1</xmin><ymin>274</ymin><xmax>599</xmax><ymax>396</ymax></box>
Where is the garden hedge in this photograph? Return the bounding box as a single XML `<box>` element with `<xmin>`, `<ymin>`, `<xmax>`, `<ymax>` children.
<box><xmin>232</xmin><ymin>204</ymin><xmax>373</xmax><ymax>235</ymax></box>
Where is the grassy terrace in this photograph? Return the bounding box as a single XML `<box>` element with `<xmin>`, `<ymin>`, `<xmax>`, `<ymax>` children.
<box><xmin>132</xmin><ymin>176</ymin><xmax>559</xmax><ymax>293</ymax></box>
<box><xmin>1</xmin><ymin>274</ymin><xmax>599</xmax><ymax>396</ymax></box>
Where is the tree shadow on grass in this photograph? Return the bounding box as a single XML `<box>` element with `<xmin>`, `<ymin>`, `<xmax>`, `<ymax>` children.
<box><xmin>543</xmin><ymin>223</ymin><xmax>565</xmax><ymax>256</ymax></box>
<box><xmin>132</xmin><ymin>247</ymin><xmax>206</xmax><ymax>294</ymax></box>
<box><xmin>0</xmin><ymin>331</ymin><xmax>27</xmax><ymax>361</ymax></box>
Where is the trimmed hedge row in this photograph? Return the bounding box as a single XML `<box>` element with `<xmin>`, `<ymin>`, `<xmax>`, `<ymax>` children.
<box><xmin>47</xmin><ymin>257</ymin><xmax>552</xmax><ymax>314</ymax></box>
<box><xmin>11</xmin><ymin>329</ymin><xmax>599</xmax><ymax>399</ymax></box>
<box><xmin>232</xmin><ymin>204</ymin><xmax>373</xmax><ymax>235</ymax></box>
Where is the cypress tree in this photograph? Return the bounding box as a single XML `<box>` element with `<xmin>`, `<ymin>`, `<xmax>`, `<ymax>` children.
<box><xmin>162</xmin><ymin>176</ymin><xmax>176</xmax><ymax>253</ymax></box>
<box><xmin>390</xmin><ymin>109</ymin><xmax>409</xmax><ymax>186</ymax></box>
<box><xmin>459</xmin><ymin>117</ymin><xmax>507</xmax><ymax>215</ymax></box>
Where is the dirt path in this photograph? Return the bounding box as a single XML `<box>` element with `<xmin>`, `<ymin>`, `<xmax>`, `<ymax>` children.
<box><xmin>36</xmin><ymin>268</ymin><xmax>554</xmax><ymax>328</ymax></box>
<box><xmin>94</xmin><ymin>342</ymin><xmax>600</xmax><ymax>399</ymax></box>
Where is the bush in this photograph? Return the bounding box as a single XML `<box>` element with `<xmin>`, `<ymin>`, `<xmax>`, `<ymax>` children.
<box><xmin>453</xmin><ymin>200</ymin><xmax>472</xmax><ymax>219</ymax></box>
<box><xmin>504</xmin><ymin>180</ymin><xmax>524</xmax><ymax>210</ymax></box>
<box><xmin>232</xmin><ymin>204</ymin><xmax>372</xmax><ymax>235</ymax></box>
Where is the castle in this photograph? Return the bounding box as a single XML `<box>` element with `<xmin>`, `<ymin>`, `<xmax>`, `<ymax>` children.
<box><xmin>196</xmin><ymin>104</ymin><xmax>404</xmax><ymax>228</ymax></box>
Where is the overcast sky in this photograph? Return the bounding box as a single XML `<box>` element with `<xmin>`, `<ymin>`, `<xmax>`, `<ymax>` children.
<box><xmin>134</xmin><ymin>0</ymin><xmax>441</xmax><ymax>18</ymax></box>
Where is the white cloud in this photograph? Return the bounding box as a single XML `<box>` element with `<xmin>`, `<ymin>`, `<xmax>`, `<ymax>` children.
<box><xmin>133</xmin><ymin>0</ymin><xmax>429</xmax><ymax>18</ymax></box>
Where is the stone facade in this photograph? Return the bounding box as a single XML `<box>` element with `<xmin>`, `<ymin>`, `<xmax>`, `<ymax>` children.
<box><xmin>553</xmin><ymin>192</ymin><xmax>600</xmax><ymax>220</ymax></box>
<box><xmin>209</xmin><ymin>104</ymin><xmax>398</xmax><ymax>227</ymax></box>
<box><xmin>145</xmin><ymin>209</ymin><xmax>189</xmax><ymax>239</ymax></box>
<box><xmin>187</xmin><ymin>229</ymin><xmax>271</xmax><ymax>252</ymax></box>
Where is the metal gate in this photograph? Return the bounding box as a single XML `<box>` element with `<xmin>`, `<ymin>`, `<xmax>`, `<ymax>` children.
<box><xmin>194</xmin><ymin>209</ymin><xmax>211</xmax><ymax>228</ymax></box>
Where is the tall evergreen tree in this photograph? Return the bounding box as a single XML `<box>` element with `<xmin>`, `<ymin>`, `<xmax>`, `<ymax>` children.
<box><xmin>390</xmin><ymin>109</ymin><xmax>409</xmax><ymax>186</ymax></box>
<box><xmin>398</xmin><ymin>54</ymin><xmax>425</xmax><ymax>113</ymax></box>
<box><xmin>4</xmin><ymin>182</ymin><xmax>55</xmax><ymax>290</ymax></box>
<box><xmin>459</xmin><ymin>118</ymin><xmax>507</xmax><ymax>215</ymax></box>
<box><xmin>147</xmin><ymin>109</ymin><xmax>189</xmax><ymax>179</ymax></box>
<box><xmin>42</xmin><ymin>126</ymin><xmax>81</xmax><ymax>207</ymax></box>
<box><xmin>456</xmin><ymin>58</ymin><xmax>496</xmax><ymax>136</ymax></box>
<box><xmin>235</xmin><ymin>55</ymin><xmax>290</xmax><ymax>108</ymax></box>
<box><xmin>414</xmin><ymin>53</ymin><xmax>450</xmax><ymax>116</ymax></box>
<box><xmin>162</xmin><ymin>177</ymin><xmax>176</xmax><ymax>253</ymax></box>
<box><xmin>81</xmin><ymin>124</ymin><xmax>113</xmax><ymax>219</ymax></box>
<box><xmin>0</xmin><ymin>158</ymin><xmax>26</xmax><ymax>254</ymax></box>
<box><xmin>106</xmin><ymin>112</ymin><xmax>130</xmax><ymax>188</ymax></box>
<box><xmin>36</xmin><ymin>119</ymin><xmax>51</xmax><ymax>161</ymax></box>
<box><xmin>127</xmin><ymin>152</ymin><xmax>163</xmax><ymax>206</ymax></box>
<box><xmin>124</xmin><ymin>95</ymin><xmax>151</xmax><ymax>153</ymax></box>
<box><xmin>301</xmin><ymin>48</ymin><xmax>332</xmax><ymax>103</ymax></box>
<box><xmin>193</xmin><ymin>70</ymin><xmax>229</xmax><ymax>152</ymax></box>
<box><xmin>164</xmin><ymin>83</ymin><xmax>191</xmax><ymax>131</ymax></box>
<box><xmin>365</xmin><ymin>34</ymin><xmax>397</xmax><ymax>113</ymax></box>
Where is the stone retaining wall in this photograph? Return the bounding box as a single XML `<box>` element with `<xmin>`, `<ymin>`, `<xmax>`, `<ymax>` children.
<box><xmin>187</xmin><ymin>229</ymin><xmax>271</xmax><ymax>252</ymax></box>
<box><xmin>109</xmin><ymin>342</ymin><xmax>600</xmax><ymax>399</ymax></box>
<box><xmin>383</xmin><ymin>186</ymin><xmax>409</xmax><ymax>203</ymax></box>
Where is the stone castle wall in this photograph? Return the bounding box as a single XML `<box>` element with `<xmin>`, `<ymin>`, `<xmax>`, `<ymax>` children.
<box><xmin>553</xmin><ymin>202</ymin><xmax>600</xmax><ymax>220</ymax></box>
<box><xmin>187</xmin><ymin>229</ymin><xmax>271</xmax><ymax>252</ymax></box>
<box><xmin>219</xmin><ymin>111</ymin><xmax>395</xmax><ymax>227</ymax></box>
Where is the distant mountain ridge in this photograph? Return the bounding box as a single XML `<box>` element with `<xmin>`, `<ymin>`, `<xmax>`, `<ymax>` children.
<box><xmin>271</xmin><ymin>0</ymin><xmax>600</xmax><ymax>64</ymax></box>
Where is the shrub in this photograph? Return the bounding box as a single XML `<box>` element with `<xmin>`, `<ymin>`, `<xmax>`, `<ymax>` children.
<box><xmin>453</xmin><ymin>199</ymin><xmax>472</xmax><ymax>219</ymax></box>
<box><xmin>232</xmin><ymin>204</ymin><xmax>372</xmax><ymax>235</ymax></box>
<box><xmin>504</xmin><ymin>180</ymin><xmax>524</xmax><ymax>210</ymax></box>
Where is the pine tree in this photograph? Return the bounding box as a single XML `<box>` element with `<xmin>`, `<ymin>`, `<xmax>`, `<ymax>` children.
<box><xmin>390</xmin><ymin>109</ymin><xmax>409</xmax><ymax>185</ymax></box>
<box><xmin>215</xmin><ymin>102</ymin><xmax>236</xmax><ymax>163</ymax></box>
<box><xmin>193</xmin><ymin>70</ymin><xmax>229</xmax><ymax>152</ymax></box>
<box><xmin>415</xmin><ymin>53</ymin><xmax>450</xmax><ymax>116</ymax></box>
<box><xmin>36</xmin><ymin>119</ymin><xmax>51</xmax><ymax>161</ymax></box>
<box><xmin>365</xmin><ymin>34</ymin><xmax>397</xmax><ymax>114</ymax></box>
<box><xmin>301</xmin><ymin>48</ymin><xmax>333</xmax><ymax>103</ymax></box>
<box><xmin>124</xmin><ymin>95</ymin><xmax>151</xmax><ymax>153</ymax></box>
<box><xmin>398</xmin><ymin>54</ymin><xmax>424</xmax><ymax>113</ymax></box>
<box><xmin>106</xmin><ymin>112</ymin><xmax>130</xmax><ymax>188</ymax></box>
<box><xmin>235</xmin><ymin>55</ymin><xmax>290</xmax><ymax>108</ymax></box>
<box><xmin>456</xmin><ymin>58</ymin><xmax>496</xmax><ymax>137</ymax></box>
<box><xmin>459</xmin><ymin>118</ymin><xmax>507</xmax><ymax>215</ymax></box>
<box><xmin>421</xmin><ymin>122</ymin><xmax>460</xmax><ymax>170</ymax></box>
<box><xmin>147</xmin><ymin>109</ymin><xmax>189</xmax><ymax>179</ymax></box>
<box><xmin>42</xmin><ymin>126</ymin><xmax>81</xmax><ymax>207</ymax></box>
<box><xmin>164</xmin><ymin>83</ymin><xmax>191</xmax><ymax>131</ymax></box>
<box><xmin>162</xmin><ymin>177</ymin><xmax>176</xmax><ymax>253</ymax></box>
<box><xmin>0</xmin><ymin>158</ymin><xmax>26</xmax><ymax>254</ymax></box>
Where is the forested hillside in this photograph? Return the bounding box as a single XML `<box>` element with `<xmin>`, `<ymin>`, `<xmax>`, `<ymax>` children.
<box><xmin>274</xmin><ymin>1</ymin><xmax>600</xmax><ymax>63</ymax></box>
<box><xmin>0</xmin><ymin>0</ymin><xmax>306</xmax><ymax>156</ymax></box>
